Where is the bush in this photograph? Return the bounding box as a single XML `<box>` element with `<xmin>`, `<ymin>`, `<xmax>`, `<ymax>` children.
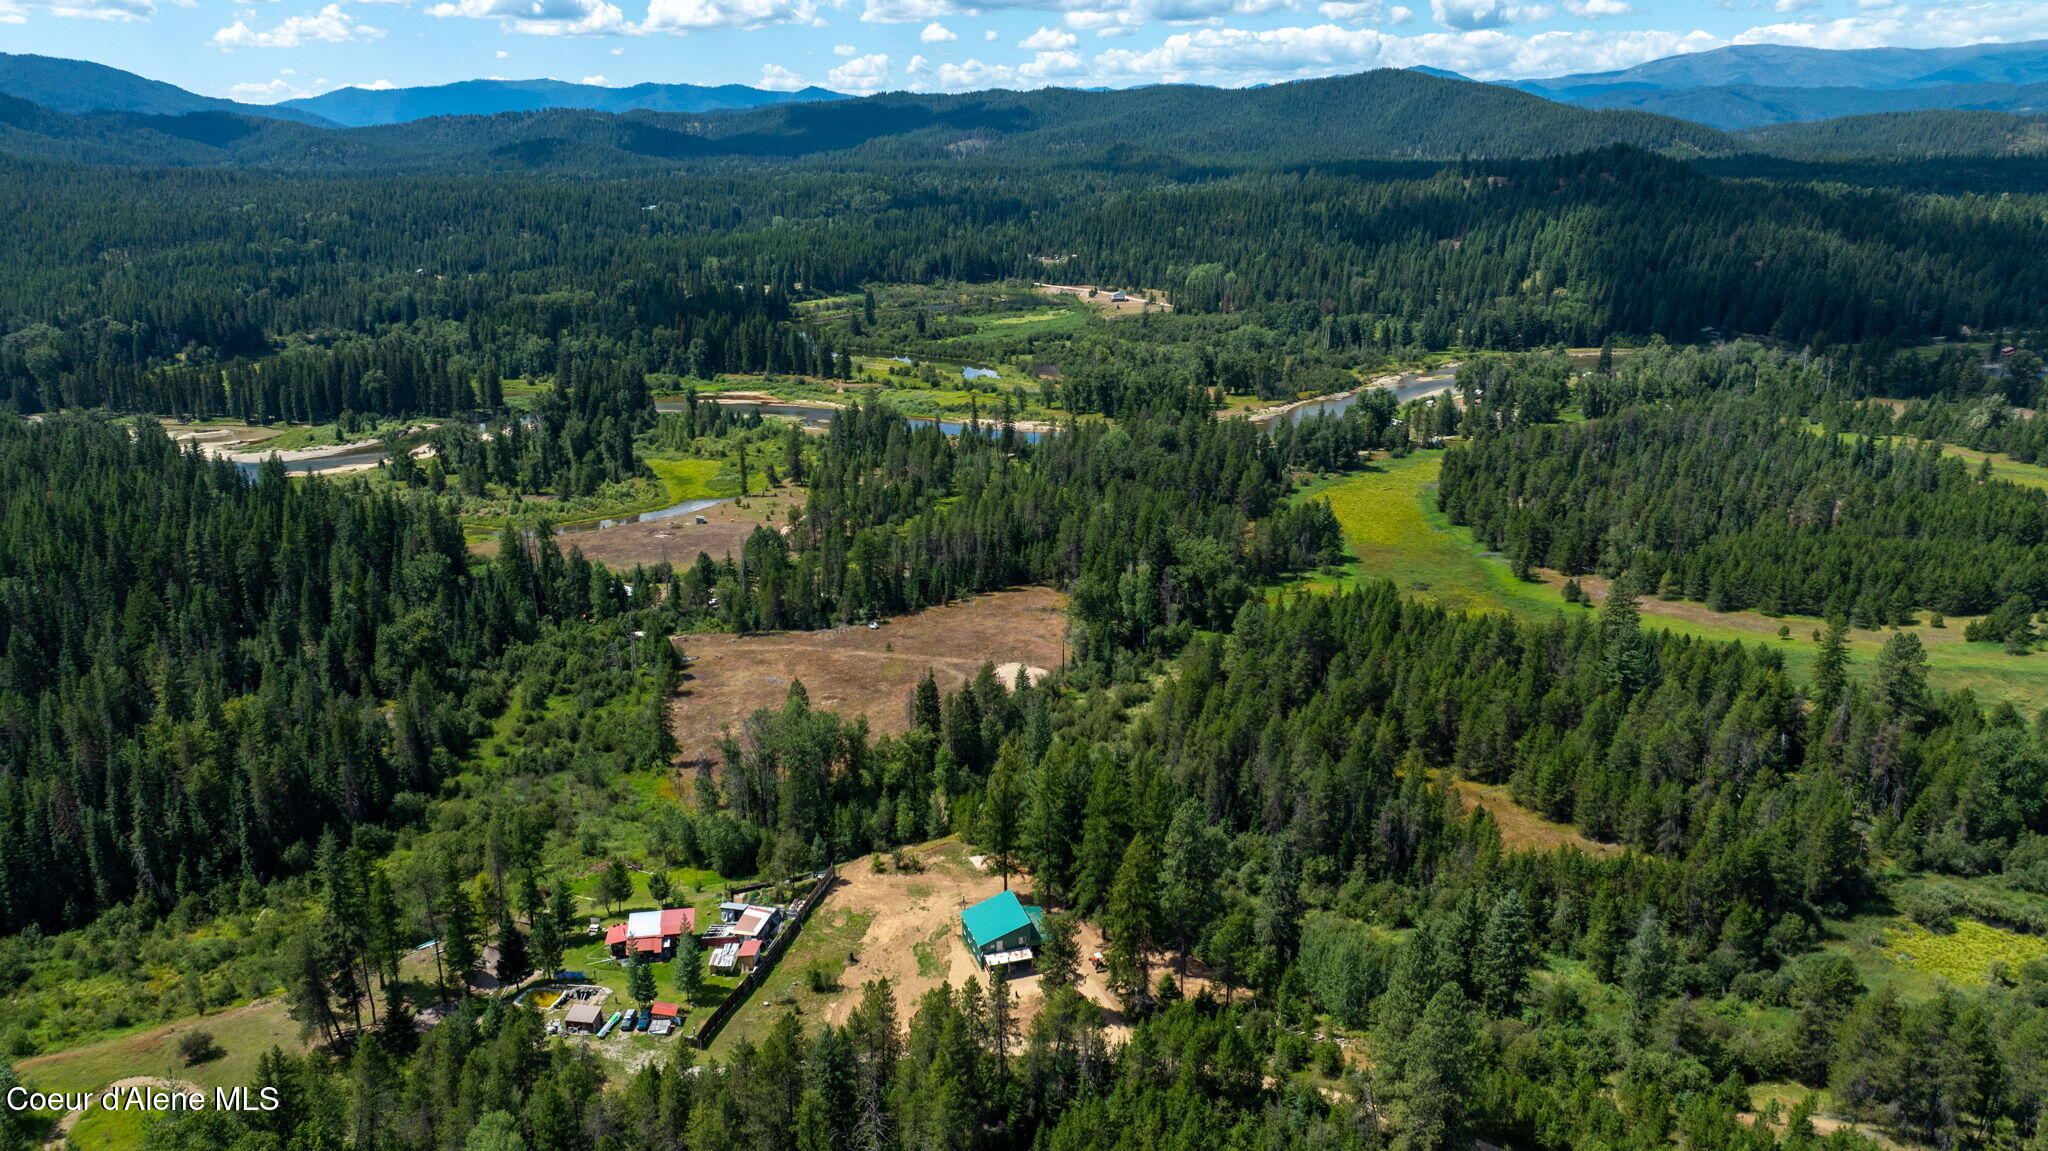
<box><xmin>805</xmin><ymin>960</ymin><xmax>842</xmax><ymax>994</ymax></box>
<box><xmin>177</xmin><ymin>1030</ymin><xmax>222</xmax><ymax>1066</ymax></box>
<box><xmin>1898</xmin><ymin>885</ymin><xmax>1965</xmax><ymax>933</ymax></box>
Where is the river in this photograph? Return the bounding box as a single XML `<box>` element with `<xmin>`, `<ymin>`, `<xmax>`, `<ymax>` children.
<box><xmin>1253</xmin><ymin>367</ymin><xmax>1461</xmax><ymax>428</ymax></box>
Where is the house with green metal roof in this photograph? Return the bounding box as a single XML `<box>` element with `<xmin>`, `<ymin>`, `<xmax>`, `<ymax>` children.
<box><xmin>959</xmin><ymin>890</ymin><xmax>1047</xmax><ymax>971</ymax></box>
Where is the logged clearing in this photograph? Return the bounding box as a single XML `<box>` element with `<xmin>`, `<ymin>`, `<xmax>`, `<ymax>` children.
<box><xmin>670</xmin><ymin>587</ymin><xmax>1066</xmax><ymax>767</ymax></box>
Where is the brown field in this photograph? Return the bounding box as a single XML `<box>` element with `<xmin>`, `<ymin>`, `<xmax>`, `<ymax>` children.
<box><xmin>1450</xmin><ymin>778</ymin><xmax>1623</xmax><ymax>858</ymax></box>
<box><xmin>712</xmin><ymin>839</ymin><xmax>1204</xmax><ymax>1055</ymax></box>
<box><xmin>1035</xmin><ymin>283</ymin><xmax>1171</xmax><ymax>315</ymax></box>
<box><xmin>492</xmin><ymin>486</ymin><xmax>801</xmax><ymax>569</ymax></box>
<box><xmin>669</xmin><ymin>586</ymin><xmax>1066</xmax><ymax>767</ymax></box>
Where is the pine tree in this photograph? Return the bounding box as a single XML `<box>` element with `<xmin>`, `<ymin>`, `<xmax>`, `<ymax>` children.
<box><xmin>1159</xmin><ymin>799</ymin><xmax>1223</xmax><ymax>983</ymax></box>
<box><xmin>442</xmin><ymin>880</ymin><xmax>483</xmax><ymax>996</ymax></box>
<box><xmin>1599</xmin><ymin>570</ymin><xmax>1650</xmax><ymax>693</ymax></box>
<box><xmin>1375</xmin><ymin>984</ymin><xmax>1477</xmax><ymax>1151</ymax></box>
<box><xmin>982</xmin><ymin>746</ymin><xmax>1025</xmax><ymax>892</ymax></box>
<box><xmin>1474</xmin><ymin>890</ymin><xmax>1534</xmax><ymax>1016</ymax></box>
<box><xmin>673</xmin><ymin>934</ymin><xmax>705</xmax><ymax>1004</ymax></box>
<box><xmin>628</xmin><ymin>956</ymin><xmax>656</xmax><ymax>1008</ymax></box>
<box><xmin>1104</xmin><ymin>837</ymin><xmax>1160</xmax><ymax>998</ymax></box>
<box><xmin>1874</xmin><ymin>631</ymin><xmax>1930</xmax><ymax>727</ymax></box>
<box><xmin>601</xmin><ymin>859</ymin><xmax>635</xmax><ymax>915</ymax></box>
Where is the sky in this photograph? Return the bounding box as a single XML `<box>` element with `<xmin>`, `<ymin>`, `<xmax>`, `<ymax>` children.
<box><xmin>0</xmin><ymin>0</ymin><xmax>2041</xmax><ymax>103</ymax></box>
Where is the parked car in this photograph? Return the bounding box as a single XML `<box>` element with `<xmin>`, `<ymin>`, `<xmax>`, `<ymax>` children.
<box><xmin>620</xmin><ymin>1008</ymin><xmax>638</xmax><ymax>1033</ymax></box>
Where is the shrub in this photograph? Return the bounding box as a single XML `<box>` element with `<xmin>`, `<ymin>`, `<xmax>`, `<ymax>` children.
<box><xmin>805</xmin><ymin>960</ymin><xmax>842</xmax><ymax>994</ymax></box>
<box><xmin>177</xmin><ymin>1030</ymin><xmax>222</xmax><ymax>1066</ymax></box>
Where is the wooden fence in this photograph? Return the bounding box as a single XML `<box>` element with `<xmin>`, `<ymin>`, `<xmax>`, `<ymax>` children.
<box><xmin>692</xmin><ymin>866</ymin><xmax>837</xmax><ymax>1049</ymax></box>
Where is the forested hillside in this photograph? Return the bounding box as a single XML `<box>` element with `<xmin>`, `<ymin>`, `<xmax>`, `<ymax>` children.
<box><xmin>6</xmin><ymin>43</ymin><xmax>2048</xmax><ymax>1151</ymax></box>
<box><xmin>0</xmin><ymin>69</ymin><xmax>1728</xmax><ymax>170</ymax></box>
<box><xmin>0</xmin><ymin>417</ymin><xmax>665</xmax><ymax>936</ymax></box>
<box><xmin>3</xmin><ymin>145</ymin><xmax>2045</xmax><ymax>427</ymax></box>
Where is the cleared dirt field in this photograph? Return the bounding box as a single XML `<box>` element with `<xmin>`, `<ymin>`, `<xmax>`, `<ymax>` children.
<box><xmin>1035</xmin><ymin>283</ymin><xmax>1171</xmax><ymax>315</ymax></box>
<box><xmin>711</xmin><ymin>840</ymin><xmax>1203</xmax><ymax>1054</ymax></box>
<box><xmin>670</xmin><ymin>586</ymin><xmax>1066</xmax><ymax>767</ymax></box>
<box><xmin>512</xmin><ymin>485</ymin><xmax>800</xmax><ymax>569</ymax></box>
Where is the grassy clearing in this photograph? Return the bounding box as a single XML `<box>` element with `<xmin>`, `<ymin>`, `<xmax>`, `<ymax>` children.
<box><xmin>1293</xmin><ymin>452</ymin><xmax>2048</xmax><ymax>711</ymax></box>
<box><xmin>1448</xmin><ymin>778</ymin><xmax>1622</xmax><ymax>857</ymax></box>
<box><xmin>707</xmin><ymin>905</ymin><xmax>873</xmax><ymax>1056</ymax></box>
<box><xmin>455</xmin><ymin>456</ymin><xmax>731</xmax><ymax>542</ymax></box>
<box><xmin>257</xmin><ymin>417</ymin><xmax>423</xmax><ymax>452</ymax></box>
<box><xmin>1879</xmin><ymin>919</ymin><xmax>2048</xmax><ymax>986</ymax></box>
<box><xmin>1818</xmin><ymin>423</ymin><xmax>2048</xmax><ymax>492</ymax></box>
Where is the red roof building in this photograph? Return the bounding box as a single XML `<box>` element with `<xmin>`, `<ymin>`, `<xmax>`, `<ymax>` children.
<box><xmin>606</xmin><ymin>907</ymin><xmax>699</xmax><ymax>959</ymax></box>
<box><xmin>650</xmin><ymin>1002</ymin><xmax>681</xmax><ymax>1019</ymax></box>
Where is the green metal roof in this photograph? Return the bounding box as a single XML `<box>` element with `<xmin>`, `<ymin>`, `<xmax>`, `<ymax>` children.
<box><xmin>960</xmin><ymin>891</ymin><xmax>1040</xmax><ymax>949</ymax></box>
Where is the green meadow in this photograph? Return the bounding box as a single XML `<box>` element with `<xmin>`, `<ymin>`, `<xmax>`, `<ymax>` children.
<box><xmin>1294</xmin><ymin>451</ymin><xmax>2048</xmax><ymax>711</ymax></box>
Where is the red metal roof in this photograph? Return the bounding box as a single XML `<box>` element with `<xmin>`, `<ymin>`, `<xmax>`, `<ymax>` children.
<box><xmin>650</xmin><ymin>1002</ymin><xmax>680</xmax><ymax>1018</ymax></box>
<box><xmin>604</xmin><ymin>923</ymin><xmax>629</xmax><ymax>946</ymax></box>
<box><xmin>661</xmin><ymin>908</ymin><xmax>695</xmax><ymax>936</ymax></box>
<box><xmin>631</xmin><ymin>936</ymin><xmax>664</xmax><ymax>954</ymax></box>
<box><xmin>738</xmin><ymin>939</ymin><xmax>762</xmax><ymax>956</ymax></box>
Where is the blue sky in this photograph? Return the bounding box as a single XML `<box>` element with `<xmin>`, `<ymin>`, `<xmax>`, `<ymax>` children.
<box><xmin>1</xmin><ymin>0</ymin><xmax>2040</xmax><ymax>102</ymax></box>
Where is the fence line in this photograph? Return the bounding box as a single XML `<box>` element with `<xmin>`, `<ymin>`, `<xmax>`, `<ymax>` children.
<box><xmin>693</xmin><ymin>866</ymin><xmax>837</xmax><ymax>1049</ymax></box>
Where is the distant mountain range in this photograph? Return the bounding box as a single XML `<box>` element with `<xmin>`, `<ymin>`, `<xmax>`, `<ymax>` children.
<box><xmin>280</xmin><ymin>77</ymin><xmax>840</xmax><ymax>127</ymax></box>
<box><xmin>1510</xmin><ymin>40</ymin><xmax>2048</xmax><ymax>129</ymax></box>
<box><xmin>1520</xmin><ymin>40</ymin><xmax>2048</xmax><ymax>92</ymax></box>
<box><xmin>0</xmin><ymin>53</ymin><xmax>337</xmax><ymax>127</ymax></box>
<box><xmin>0</xmin><ymin>69</ymin><xmax>1731</xmax><ymax>171</ymax></box>
<box><xmin>0</xmin><ymin>47</ymin><xmax>2044</xmax><ymax>172</ymax></box>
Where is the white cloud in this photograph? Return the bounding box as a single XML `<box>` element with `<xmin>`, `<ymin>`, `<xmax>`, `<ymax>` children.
<box><xmin>227</xmin><ymin>75</ymin><xmax>329</xmax><ymax>100</ymax></box>
<box><xmin>1771</xmin><ymin>0</ymin><xmax>1817</xmax><ymax>11</ymax></box>
<box><xmin>1021</xmin><ymin>48</ymin><xmax>1085</xmax><ymax>76</ymax></box>
<box><xmin>0</xmin><ymin>0</ymin><xmax>23</xmax><ymax>20</ymax></box>
<box><xmin>983</xmin><ymin>26</ymin><xmax>997</xmax><ymax>37</ymax></box>
<box><xmin>213</xmin><ymin>4</ymin><xmax>385</xmax><ymax>48</ymax></box>
<box><xmin>1317</xmin><ymin>0</ymin><xmax>1387</xmax><ymax>19</ymax></box>
<box><xmin>920</xmin><ymin>18</ymin><xmax>957</xmax><ymax>37</ymax></box>
<box><xmin>426</xmin><ymin>0</ymin><xmax>629</xmax><ymax>35</ymax></box>
<box><xmin>642</xmin><ymin>0</ymin><xmax>819</xmax><ymax>29</ymax></box>
<box><xmin>1019</xmin><ymin>23</ymin><xmax>1076</xmax><ymax>48</ymax></box>
<box><xmin>834</xmin><ymin>42</ymin><xmax>857</xmax><ymax>53</ymax></box>
<box><xmin>1429</xmin><ymin>0</ymin><xmax>1549</xmax><ymax>29</ymax></box>
<box><xmin>496</xmin><ymin>48</ymin><xmax>510</xmax><ymax>56</ymax></box>
<box><xmin>1732</xmin><ymin>5</ymin><xmax>2048</xmax><ymax>49</ymax></box>
<box><xmin>759</xmin><ymin>62</ymin><xmax>807</xmax><ymax>88</ymax></box>
<box><xmin>579</xmin><ymin>73</ymin><xmax>614</xmax><ymax>83</ymax></box>
<box><xmin>48</xmin><ymin>0</ymin><xmax>154</xmax><ymax>20</ymax></box>
<box><xmin>1563</xmin><ymin>0</ymin><xmax>1627</xmax><ymax>14</ymax></box>
<box><xmin>1080</xmin><ymin>24</ymin><xmax>1736</xmax><ymax>85</ymax></box>
<box><xmin>828</xmin><ymin>51</ymin><xmax>892</xmax><ymax>88</ymax></box>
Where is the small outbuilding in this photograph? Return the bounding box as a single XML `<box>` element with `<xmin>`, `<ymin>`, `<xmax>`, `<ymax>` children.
<box><xmin>564</xmin><ymin>1003</ymin><xmax>603</xmax><ymax>1034</ymax></box>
